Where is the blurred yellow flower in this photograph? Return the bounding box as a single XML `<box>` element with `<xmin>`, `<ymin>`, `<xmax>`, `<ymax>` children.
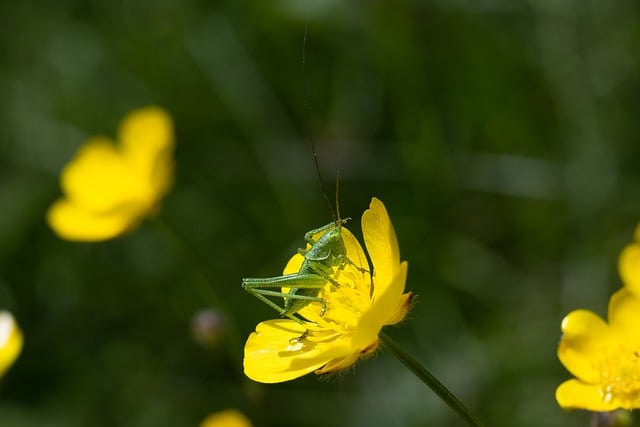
<box><xmin>0</xmin><ymin>311</ymin><xmax>23</xmax><ymax>378</ymax></box>
<box><xmin>200</xmin><ymin>409</ymin><xmax>252</xmax><ymax>427</ymax></box>
<box><xmin>244</xmin><ymin>197</ymin><xmax>412</xmax><ymax>383</ymax></box>
<box><xmin>557</xmin><ymin>288</ymin><xmax>640</xmax><ymax>410</ymax></box>
<box><xmin>47</xmin><ymin>106</ymin><xmax>174</xmax><ymax>241</ymax></box>
<box><xmin>619</xmin><ymin>224</ymin><xmax>640</xmax><ymax>295</ymax></box>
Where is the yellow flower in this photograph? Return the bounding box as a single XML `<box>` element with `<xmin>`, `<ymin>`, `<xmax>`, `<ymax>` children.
<box><xmin>243</xmin><ymin>197</ymin><xmax>412</xmax><ymax>383</ymax></box>
<box><xmin>47</xmin><ymin>106</ymin><xmax>174</xmax><ymax>241</ymax></box>
<box><xmin>200</xmin><ymin>409</ymin><xmax>252</xmax><ymax>427</ymax></box>
<box><xmin>0</xmin><ymin>311</ymin><xmax>23</xmax><ymax>378</ymax></box>
<box><xmin>619</xmin><ymin>224</ymin><xmax>640</xmax><ymax>295</ymax></box>
<box><xmin>557</xmin><ymin>288</ymin><xmax>640</xmax><ymax>410</ymax></box>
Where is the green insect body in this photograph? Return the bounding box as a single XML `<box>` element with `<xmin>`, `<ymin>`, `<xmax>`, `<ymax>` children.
<box><xmin>242</xmin><ymin>218</ymin><xmax>358</xmax><ymax>323</ymax></box>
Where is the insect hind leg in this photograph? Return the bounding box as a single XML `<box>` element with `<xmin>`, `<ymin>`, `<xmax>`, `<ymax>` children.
<box><xmin>243</xmin><ymin>273</ymin><xmax>330</xmax><ymax>313</ymax></box>
<box><xmin>242</xmin><ymin>288</ymin><xmax>322</xmax><ymax>324</ymax></box>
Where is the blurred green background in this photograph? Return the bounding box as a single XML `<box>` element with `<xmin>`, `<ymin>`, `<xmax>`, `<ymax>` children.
<box><xmin>2</xmin><ymin>1</ymin><xmax>640</xmax><ymax>426</ymax></box>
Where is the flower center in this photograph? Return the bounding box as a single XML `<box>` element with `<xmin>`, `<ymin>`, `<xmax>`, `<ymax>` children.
<box><xmin>599</xmin><ymin>344</ymin><xmax>640</xmax><ymax>407</ymax></box>
<box><xmin>314</xmin><ymin>261</ymin><xmax>372</xmax><ymax>332</ymax></box>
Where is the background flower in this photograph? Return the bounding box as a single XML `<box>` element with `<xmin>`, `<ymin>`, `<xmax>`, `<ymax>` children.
<box><xmin>0</xmin><ymin>311</ymin><xmax>23</xmax><ymax>378</ymax></box>
<box><xmin>200</xmin><ymin>409</ymin><xmax>252</xmax><ymax>427</ymax></box>
<box><xmin>557</xmin><ymin>288</ymin><xmax>640</xmax><ymax>410</ymax></box>
<box><xmin>619</xmin><ymin>224</ymin><xmax>640</xmax><ymax>295</ymax></box>
<box><xmin>46</xmin><ymin>106</ymin><xmax>173</xmax><ymax>241</ymax></box>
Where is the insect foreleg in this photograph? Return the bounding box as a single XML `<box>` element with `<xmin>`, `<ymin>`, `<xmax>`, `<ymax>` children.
<box><xmin>334</xmin><ymin>254</ymin><xmax>370</xmax><ymax>274</ymax></box>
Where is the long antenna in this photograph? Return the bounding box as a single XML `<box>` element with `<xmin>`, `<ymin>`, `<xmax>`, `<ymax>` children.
<box><xmin>335</xmin><ymin>170</ymin><xmax>341</xmax><ymax>222</ymax></box>
<box><xmin>302</xmin><ymin>25</ymin><xmax>338</xmax><ymax>225</ymax></box>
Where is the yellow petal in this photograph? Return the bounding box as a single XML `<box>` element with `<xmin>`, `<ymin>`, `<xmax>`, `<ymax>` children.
<box><xmin>362</xmin><ymin>198</ymin><xmax>401</xmax><ymax>296</ymax></box>
<box><xmin>367</xmin><ymin>262</ymin><xmax>409</xmax><ymax>329</ymax></box>
<box><xmin>46</xmin><ymin>199</ymin><xmax>140</xmax><ymax>241</ymax></box>
<box><xmin>341</xmin><ymin>224</ymin><xmax>371</xmax><ymax>275</ymax></box>
<box><xmin>243</xmin><ymin>319</ymin><xmax>349</xmax><ymax>383</ymax></box>
<box><xmin>0</xmin><ymin>311</ymin><xmax>23</xmax><ymax>378</ymax></box>
<box><xmin>119</xmin><ymin>106</ymin><xmax>173</xmax><ymax>161</ymax></box>
<box><xmin>380</xmin><ymin>261</ymin><xmax>410</xmax><ymax>326</ymax></box>
<box><xmin>556</xmin><ymin>379</ymin><xmax>618</xmax><ymax>411</ymax></box>
<box><xmin>314</xmin><ymin>349</ymin><xmax>361</xmax><ymax>375</ymax></box>
<box><xmin>385</xmin><ymin>290</ymin><xmax>413</xmax><ymax>326</ymax></box>
<box><xmin>61</xmin><ymin>137</ymin><xmax>151</xmax><ymax>212</ymax></box>
<box><xmin>200</xmin><ymin>409</ymin><xmax>252</xmax><ymax>427</ymax></box>
<box><xmin>558</xmin><ymin>309</ymin><xmax>610</xmax><ymax>384</ymax></box>
<box><xmin>608</xmin><ymin>288</ymin><xmax>640</xmax><ymax>343</ymax></box>
<box><xmin>619</xmin><ymin>243</ymin><xmax>640</xmax><ymax>295</ymax></box>
<box><xmin>119</xmin><ymin>106</ymin><xmax>174</xmax><ymax>191</ymax></box>
<box><xmin>350</xmin><ymin>262</ymin><xmax>409</xmax><ymax>352</ymax></box>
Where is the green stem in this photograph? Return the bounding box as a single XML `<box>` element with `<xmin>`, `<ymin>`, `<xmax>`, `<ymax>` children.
<box><xmin>379</xmin><ymin>331</ymin><xmax>484</xmax><ymax>427</ymax></box>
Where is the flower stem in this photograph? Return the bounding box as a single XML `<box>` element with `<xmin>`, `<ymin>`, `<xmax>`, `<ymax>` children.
<box><xmin>379</xmin><ymin>331</ymin><xmax>484</xmax><ymax>427</ymax></box>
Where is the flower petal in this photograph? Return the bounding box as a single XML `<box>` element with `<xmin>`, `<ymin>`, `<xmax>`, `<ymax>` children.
<box><xmin>556</xmin><ymin>379</ymin><xmax>617</xmax><ymax>411</ymax></box>
<box><xmin>119</xmin><ymin>106</ymin><xmax>173</xmax><ymax>162</ymax></box>
<box><xmin>558</xmin><ymin>309</ymin><xmax>610</xmax><ymax>384</ymax></box>
<box><xmin>619</xmin><ymin>242</ymin><xmax>640</xmax><ymax>295</ymax></box>
<box><xmin>342</xmin><ymin>224</ymin><xmax>371</xmax><ymax>275</ymax></box>
<box><xmin>0</xmin><ymin>311</ymin><xmax>22</xmax><ymax>378</ymax></box>
<box><xmin>119</xmin><ymin>106</ymin><xmax>174</xmax><ymax>194</ymax></box>
<box><xmin>362</xmin><ymin>198</ymin><xmax>401</xmax><ymax>297</ymax></box>
<box><xmin>380</xmin><ymin>261</ymin><xmax>410</xmax><ymax>326</ymax></box>
<box><xmin>314</xmin><ymin>349</ymin><xmax>361</xmax><ymax>375</ymax></box>
<box><xmin>46</xmin><ymin>199</ymin><xmax>140</xmax><ymax>241</ymax></box>
<box><xmin>243</xmin><ymin>319</ymin><xmax>350</xmax><ymax>383</ymax></box>
<box><xmin>61</xmin><ymin>137</ymin><xmax>151</xmax><ymax>212</ymax></box>
<box><xmin>608</xmin><ymin>288</ymin><xmax>640</xmax><ymax>344</ymax></box>
<box><xmin>385</xmin><ymin>291</ymin><xmax>413</xmax><ymax>326</ymax></box>
<box><xmin>364</xmin><ymin>261</ymin><xmax>409</xmax><ymax>334</ymax></box>
<box><xmin>350</xmin><ymin>262</ymin><xmax>409</xmax><ymax>352</ymax></box>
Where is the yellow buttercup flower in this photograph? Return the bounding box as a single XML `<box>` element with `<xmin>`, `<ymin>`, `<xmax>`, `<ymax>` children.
<box><xmin>47</xmin><ymin>106</ymin><xmax>174</xmax><ymax>241</ymax></box>
<box><xmin>619</xmin><ymin>224</ymin><xmax>640</xmax><ymax>295</ymax></box>
<box><xmin>0</xmin><ymin>311</ymin><xmax>23</xmax><ymax>378</ymax></box>
<box><xmin>200</xmin><ymin>409</ymin><xmax>252</xmax><ymax>427</ymax></box>
<box><xmin>243</xmin><ymin>197</ymin><xmax>412</xmax><ymax>383</ymax></box>
<box><xmin>557</xmin><ymin>288</ymin><xmax>640</xmax><ymax>410</ymax></box>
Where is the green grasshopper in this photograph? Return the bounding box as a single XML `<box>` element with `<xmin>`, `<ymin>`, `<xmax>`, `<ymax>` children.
<box><xmin>241</xmin><ymin>218</ymin><xmax>356</xmax><ymax>322</ymax></box>
<box><xmin>241</xmin><ymin>27</ymin><xmax>367</xmax><ymax>324</ymax></box>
